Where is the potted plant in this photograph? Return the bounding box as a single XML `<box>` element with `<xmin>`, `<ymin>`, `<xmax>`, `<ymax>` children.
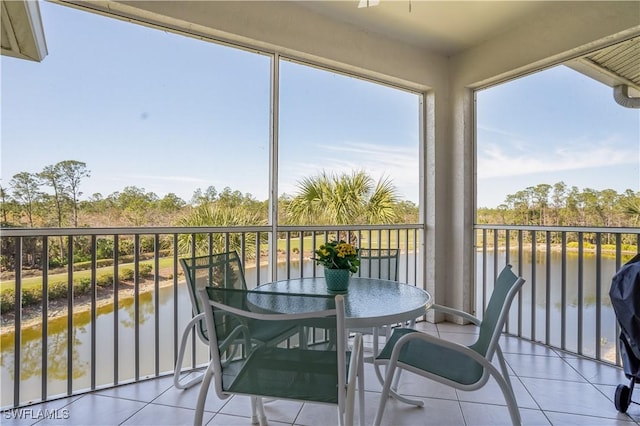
<box><xmin>313</xmin><ymin>240</ymin><xmax>360</xmax><ymax>293</ymax></box>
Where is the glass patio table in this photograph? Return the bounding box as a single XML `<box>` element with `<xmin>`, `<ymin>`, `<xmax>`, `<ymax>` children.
<box><xmin>251</xmin><ymin>277</ymin><xmax>432</xmax><ymax>330</ymax></box>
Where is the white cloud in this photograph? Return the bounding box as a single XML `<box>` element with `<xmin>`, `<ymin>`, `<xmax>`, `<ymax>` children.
<box><xmin>478</xmin><ymin>138</ymin><xmax>638</xmax><ymax>179</ymax></box>
<box><xmin>280</xmin><ymin>141</ymin><xmax>419</xmax><ymax>202</ymax></box>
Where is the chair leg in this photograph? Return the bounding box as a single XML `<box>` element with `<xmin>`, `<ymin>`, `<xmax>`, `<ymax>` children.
<box><xmin>358</xmin><ymin>345</ymin><xmax>365</xmax><ymax>426</ymax></box>
<box><xmin>372</xmin><ymin>327</ymin><xmax>390</xmax><ymax>386</ymax></box>
<box><xmin>345</xmin><ymin>334</ymin><xmax>363</xmax><ymax>426</ymax></box>
<box><xmin>387</xmin><ymin>320</ymin><xmax>416</xmax><ymax>391</ymax></box>
<box><xmin>175</xmin><ymin>315</ymin><xmax>205</xmax><ymax>390</ymax></box>
<box><xmin>390</xmin><ymin>365</ymin><xmax>402</xmax><ymax>391</ymax></box>
<box><xmin>252</xmin><ymin>397</ymin><xmax>267</xmax><ymax>425</ymax></box>
<box><xmin>373</xmin><ymin>327</ymin><xmax>379</xmax><ymax>358</ymax></box>
<box><xmin>373</xmin><ymin>356</ymin><xmax>397</xmax><ymax>426</ymax></box>
<box><xmin>496</xmin><ymin>345</ymin><xmax>515</xmax><ymax>396</ymax></box>
<box><xmin>194</xmin><ymin>363</ymin><xmax>214</xmax><ymax>426</ymax></box>
<box><xmin>387</xmin><ymin>326</ymin><xmax>403</xmax><ymax>391</ymax></box>
<box><xmin>373</xmin><ymin>359</ymin><xmax>423</xmax><ymax>407</ymax></box>
<box><xmin>494</xmin><ymin>346</ymin><xmax>522</xmax><ymax>425</ymax></box>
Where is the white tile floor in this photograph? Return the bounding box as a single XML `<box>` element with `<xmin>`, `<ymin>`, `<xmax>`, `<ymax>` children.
<box><xmin>3</xmin><ymin>322</ymin><xmax>638</xmax><ymax>426</ymax></box>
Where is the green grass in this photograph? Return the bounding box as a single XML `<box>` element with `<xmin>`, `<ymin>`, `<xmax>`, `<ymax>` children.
<box><xmin>0</xmin><ymin>258</ymin><xmax>175</xmax><ymax>292</ymax></box>
<box><xmin>2</xmin><ymin>233</ymin><xmax>419</xmax><ymax>292</ymax></box>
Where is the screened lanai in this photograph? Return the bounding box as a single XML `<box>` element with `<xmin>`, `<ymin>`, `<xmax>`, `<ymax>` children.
<box><xmin>16</xmin><ymin>0</ymin><xmax>634</xmax><ymax>316</ymax></box>
<box><xmin>1</xmin><ymin>0</ymin><xmax>639</xmax><ymax>419</ymax></box>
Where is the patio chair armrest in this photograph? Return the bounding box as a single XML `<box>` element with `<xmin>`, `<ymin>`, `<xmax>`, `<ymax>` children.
<box><xmin>219</xmin><ymin>323</ymin><xmax>252</xmax><ymax>352</ymax></box>
<box><xmin>430</xmin><ymin>303</ymin><xmax>481</xmax><ymax>326</ymax></box>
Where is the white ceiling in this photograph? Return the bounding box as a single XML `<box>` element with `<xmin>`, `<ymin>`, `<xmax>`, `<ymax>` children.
<box><xmin>296</xmin><ymin>0</ymin><xmax>550</xmax><ymax>56</ymax></box>
<box><xmin>2</xmin><ymin>0</ymin><xmax>638</xmax><ymax>95</ymax></box>
<box><xmin>297</xmin><ymin>0</ymin><xmax>640</xmax><ymax>94</ymax></box>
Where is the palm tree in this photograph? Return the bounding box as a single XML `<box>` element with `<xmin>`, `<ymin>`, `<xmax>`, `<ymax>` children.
<box><xmin>622</xmin><ymin>197</ymin><xmax>640</xmax><ymax>225</ymax></box>
<box><xmin>177</xmin><ymin>204</ymin><xmax>266</xmax><ymax>257</ymax></box>
<box><xmin>285</xmin><ymin>170</ymin><xmax>399</xmax><ymax>225</ymax></box>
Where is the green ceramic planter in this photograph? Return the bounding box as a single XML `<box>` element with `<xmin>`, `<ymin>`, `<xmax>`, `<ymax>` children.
<box><xmin>324</xmin><ymin>268</ymin><xmax>351</xmax><ymax>293</ymax></box>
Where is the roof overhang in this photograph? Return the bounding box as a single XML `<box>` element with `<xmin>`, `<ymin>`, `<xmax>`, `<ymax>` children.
<box><xmin>566</xmin><ymin>36</ymin><xmax>640</xmax><ymax>108</ymax></box>
<box><xmin>1</xmin><ymin>0</ymin><xmax>48</xmax><ymax>62</ymax></box>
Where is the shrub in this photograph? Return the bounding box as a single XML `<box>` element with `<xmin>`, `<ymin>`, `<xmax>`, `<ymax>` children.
<box><xmin>22</xmin><ymin>287</ymin><xmax>43</xmax><ymax>306</ymax></box>
<box><xmin>49</xmin><ymin>281</ymin><xmax>68</xmax><ymax>299</ymax></box>
<box><xmin>96</xmin><ymin>238</ymin><xmax>114</xmax><ymax>259</ymax></box>
<box><xmin>118</xmin><ymin>239</ymin><xmax>135</xmax><ymax>256</ymax></box>
<box><xmin>48</xmin><ymin>258</ymin><xmax>64</xmax><ymax>269</ymax></box>
<box><xmin>97</xmin><ymin>259</ymin><xmax>113</xmax><ymax>268</ymax></box>
<box><xmin>140</xmin><ymin>236</ymin><xmax>155</xmax><ymax>253</ymax></box>
<box><xmin>139</xmin><ymin>264</ymin><xmax>153</xmax><ymax>277</ymax></box>
<box><xmin>73</xmin><ymin>261</ymin><xmax>91</xmax><ymax>272</ymax></box>
<box><xmin>119</xmin><ymin>268</ymin><xmax>134</xmax><ymax>281</ymax></box>
<box><xmin>567</xmin><ymin>241</ymin><xmax>595</xmax><ymax>250</ymax></box>
<box><xmin>0</xmin><ymin>289</ymin><xmax>16</xmax><ymax>314</ymax></box>
<box><xmin>74</xmin><ymin>277</ymin><xmax>92</xmax><ymax>295</ymax></box>
<box><xmin>96</xmin><ymin>273</ymin><xmax>114</xmax><ymax>287</ymax></box>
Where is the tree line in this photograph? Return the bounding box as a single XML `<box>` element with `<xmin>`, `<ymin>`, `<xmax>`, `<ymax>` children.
<box><xmin>477</xmin><ymin>182</ymin><xmax>640</xmax><ymax>228</ymax></box>
<box><xmin>2</xmin><ymin>162</ymin><xmax>638</xmax><ymax>230</ymax></box>
<box><xmin>1</xmin><ymin>164</ymin><xmax>412</xmax><ymax>269</ymax></box>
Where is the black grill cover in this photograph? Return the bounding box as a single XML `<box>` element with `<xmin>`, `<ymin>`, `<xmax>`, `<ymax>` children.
<box><xmin>610</xmin><ymin>254</ymin><xmax>640</xmax><ymax>376</ymax></box>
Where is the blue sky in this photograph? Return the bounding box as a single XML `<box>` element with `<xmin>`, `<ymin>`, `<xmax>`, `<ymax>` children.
<box><xmin>1</xmin><ymin>1</ymin><xmax>638</xmax><ymax>209</ymax></box>
<box><xmin>477</xmin><ymin>67</ymin><xmax>639</xmax><ymax>207</ymax></box>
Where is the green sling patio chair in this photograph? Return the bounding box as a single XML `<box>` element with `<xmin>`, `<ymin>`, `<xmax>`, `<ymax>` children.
<box><xmin>358</xmin><ymin>248</ymin><xmax>399</xmax><ymax>282</ymax></box>
<box><xmin>194</xmin><ymin>287</ymin><xmax>365</xmax><ymax>426</ymax></box>
<box><xmin>352</xmin><ymin>249</ymin><xmax>402</xmax><ymax>377</ymax></box>
<box><xmin>174</xmin><ymin>251</ymin><xmax>297</xmax><ymax>390</ymax></box>
<box><xmin>373</xmin><ymin>264</ymin><xmax>526</xmax><ymax>426</ymax></box>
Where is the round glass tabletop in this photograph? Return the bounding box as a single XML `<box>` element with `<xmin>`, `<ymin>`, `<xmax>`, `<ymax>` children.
<box><xmin>254</xmin><ymin>277</ymin><xmax>432</xmax><ymax>329</ymax></box>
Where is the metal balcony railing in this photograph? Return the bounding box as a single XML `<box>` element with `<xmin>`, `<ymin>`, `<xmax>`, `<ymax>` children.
<box><xmin>475</xmin><ymin>225</ymin><xmax>640</xmax><ymax>366</ymax></box>
<box><xmin>0</xmin><ymin>225</ymin><xmax>421</xmax><ymax>409</ymax></box>
<box><xmin>3</xmin><ymin>223</ymin><xmax>637</xmax><ymax>410</ymax></box>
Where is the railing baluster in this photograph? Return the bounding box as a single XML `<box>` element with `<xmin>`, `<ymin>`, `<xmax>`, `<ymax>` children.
<box><xmin>615</xmin><ymin>233</ymin><xmax>622</xmax><ymax>365</ymax></box>
<box><xmin>41</xmin><ymin>237</ymin><xmax>48</xmax><ymax>402</ymax></box>
<box><xmin>134</xmin><ymin>234</ymin><xmax>140</xmax><ymax>380</ymax></box>
<box><xmin>545</xmin><ymin>231</ymin><xmax>551</xmax><ymax>346</ymax></box>
<box><xmin>531</xmin><ymin>230</ymin><xmax>536</xmax><ymax>341</ymax></box>
<box><xmin>596</xmin><ymin>232</ymin><xmax>602</xmax><ymax>361</ymax></box>
<box><xmin>505</xmin><ymin>229</ymin><xmax>511</xmax><ymax>332</ymax></box>
<box><xmin>578</xmin><ymin>232</ymin><xmax>584</xmax><ymax>355</ymax></box>
<box><xmin>256</xmin><ymin>232</ymin><xmax>262</xmax><ymax>284</ymax></box>
<box><xmin>14</xmin><ymin>237</ymin><xmax>22</xmax><ymax>407</ymax></box>
<box><xmin>189</xmin><ymin>233</ymin><xmax>196</xmax><ymax>368</ymax></box>
<box><xmin>154</xmin><ymin>233</ymin><xmax>160</xmax><ymax>376</ymax></box>
<box><xmin>113</xmin><ymin>235</ymin><xmax>120</xmax><ymax>385</ymax></box>
<box><xmin>66</xmin><ymin>237</ymin><xmax>73</xmax><ymax>395</ymax></box>
<box><xmin>285</xmin><ymin>232</ymin><xmax>291</xmax><ymax>280</ymax></box>
<box><xmin>517</xmin><ymin>230</ymin><xmax>523</xmax><ymax>337</ymax></box>
<box><xmin>561</xmin><ymin>231</ymin><xmax>567</xmax><ymax>351</ymax></box>
<box><xmin>91</xmin><ymin>235</ymin><xmax>97</xmax><ymax>390</ymax></box>
<box><xmin>481</xmin><ymin>229</ymin><xmax>487</xmax><ymax>317</ymax></box>
<box><xmin>298</xmin><ymin>231</ymin><xmax>304</xmax><ymax>279</ymax></box>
